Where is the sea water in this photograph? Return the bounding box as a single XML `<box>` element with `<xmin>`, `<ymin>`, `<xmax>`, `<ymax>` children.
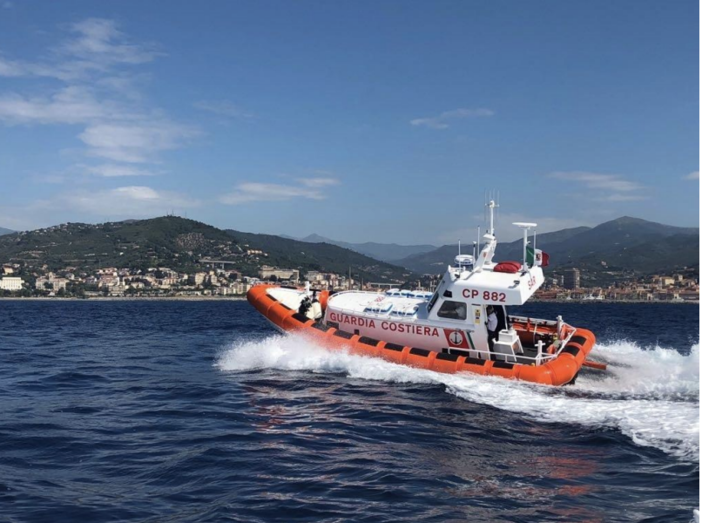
<box><xmin>0</xmin><ymin>300</ymin><xmax>698</xmax><ymax>522</ymax></box>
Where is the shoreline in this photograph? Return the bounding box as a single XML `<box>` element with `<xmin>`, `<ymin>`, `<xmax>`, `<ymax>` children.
<box><xmin>529</xmin><ymin>299</ymin><xmax>699</xmax><ymax>305</ymax></box>
<box><xmin>0</xmin><ymin>296</ymin><xmax>696</xmax><ymax>304</ymax></box>
<box><xmin>0</xmin><ymin>296</ymin><xmax>248</xmax><ymax>301</ymax></box>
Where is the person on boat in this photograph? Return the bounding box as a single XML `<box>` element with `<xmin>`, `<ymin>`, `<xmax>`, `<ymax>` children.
<box><xmin>486</xmin><ymin>305</ymin><xmax>498</xmax><ymax>354</ymax></box>
<box><xmin>299</xmin><ymin>295</ymin><xmax>312</xmax><ymax>317</ymax></box>
<box><xmin>309</xmin><ymin>291</ymin><xmax>323</xmax><ymax>320</ymax></box>
<box><xmin>299</xmin><ymin>292</ymin><xmax>323</xmax><ymax>320</ymax></box>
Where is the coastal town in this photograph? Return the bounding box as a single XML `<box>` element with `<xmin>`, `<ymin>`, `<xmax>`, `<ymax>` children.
<box><xmin>0</xmin><ymin>262</ymin><xmax>350</xmax><ymax>298</ymax></box>
<box><xmin>533</xmin><ymin>268</ymin><xmax>699</xmax><ymax>303</ymax></box>
<box><xmin>0</xmin><ymin>261</ymin><xmax>697</xmax><ymax>302</ymax></box>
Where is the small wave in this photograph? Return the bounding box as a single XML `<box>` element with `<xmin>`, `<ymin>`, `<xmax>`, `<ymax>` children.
<box><xmin>216</xmin><ymin>335</ymin><xmax>700</xmax><ymax>461</ymax></box>
<box><xmin>578</xmin><ymin>341</ymin><xmax>699</xmax><ymax>399</ymax></box>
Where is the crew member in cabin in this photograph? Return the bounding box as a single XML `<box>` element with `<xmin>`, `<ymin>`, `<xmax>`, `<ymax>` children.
<box><xmin>486</xmin><ymin>305</ymin><xmax>498</xmax><ymax>354</ymax></box>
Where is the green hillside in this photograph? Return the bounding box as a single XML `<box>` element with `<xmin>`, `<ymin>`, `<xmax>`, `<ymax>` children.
<box><xmin>225</xmin><ymin>230</ymin><xmax>412</xmax><ymax>282</ymax></box>
<box><xmin>0</xmin><ymin>217</ymin><xmax>234</xmax><ymax>273</ymax></box>
<box><xmin>0</xmin><ymin>216</ymin><xmax>413</xmax><ymax>283</ymax></box>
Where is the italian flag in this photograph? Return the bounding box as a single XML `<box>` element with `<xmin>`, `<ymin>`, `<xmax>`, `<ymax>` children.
<box><xmin>527</xmin><ymin>245</ymin><xmax>549</xmax><ymax>267</ymax></box>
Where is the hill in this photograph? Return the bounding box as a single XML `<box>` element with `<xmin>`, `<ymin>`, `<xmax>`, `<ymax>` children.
<box><xmin>0</xmin><ymin>217</ymin><xmax>235</xmax><ymax>273</ymax></box>
<box><xmin>0</xmin><ymin>216</ymin><xmax>413</xmax><ymax>283</ymax></box>
<box><xmin>283</xmin><ymin>233</ymin><xmax>436</xmax><ymax>262</ymax></box>
<box><xmin>396</xmin><ymin>218</ymin><xmax>698</xmax><ymax>283</ymax></box>
<box><xmin>225</xmin><ymin>230</ymin><xmax>413</xmax><ymax>282</ymax></box>
<box><xmin>0</xmin><ymin>227</ymin><xmax>14</xmax><ymax>236</ymax></box>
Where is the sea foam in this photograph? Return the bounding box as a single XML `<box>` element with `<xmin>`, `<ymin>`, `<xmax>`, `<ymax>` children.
<box><xmin>217</xmin><ymin>334</ymin><xmax>699</xmax><ymax>461</ymax></box>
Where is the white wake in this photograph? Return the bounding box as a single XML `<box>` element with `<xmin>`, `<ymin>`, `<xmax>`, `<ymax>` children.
<box><xmin>216</xmin><ymin>335</ymin><xmax>699</xmax><ymax>461</ymax></box>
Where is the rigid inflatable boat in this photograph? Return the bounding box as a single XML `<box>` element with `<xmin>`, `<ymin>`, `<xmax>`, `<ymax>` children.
<box><xmin>247</xmin><ymin>201</ymin><xmax>599</xmax><ymax>386</ymax></box>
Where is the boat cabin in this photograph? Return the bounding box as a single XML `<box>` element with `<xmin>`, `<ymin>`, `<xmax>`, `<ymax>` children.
<box><xmin>323</xmin><ymin>208</ymin><xmax>557</xmax><ymax>364</ymax></box>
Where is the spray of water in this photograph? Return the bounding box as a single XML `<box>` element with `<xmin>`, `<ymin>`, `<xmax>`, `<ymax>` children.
<box><xmin>216</xmin><ymin>335</ymin><xmax>699</xmax><ymax>461</ymax></box>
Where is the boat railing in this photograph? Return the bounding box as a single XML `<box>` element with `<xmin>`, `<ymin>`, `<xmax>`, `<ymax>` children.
<box><xmin>446</xmin><ymin>346</ymin><xmax>560</xmax><ymax>365</ymax></box>
<box><xmin>508</xmin><ymin>314</ymin><xmax>557</xmax><ymax>327</ymax></box>
<box><xmin>557</xmin><ymin>325</ymin><xmax>577</xmax><ymax>351</ymax></box>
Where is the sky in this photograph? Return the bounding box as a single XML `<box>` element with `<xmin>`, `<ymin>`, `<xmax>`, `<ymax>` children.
<box><xmin>0</xmin><ymin>0</ymin><xmax>698</xmax><ymax>244</ymax></box>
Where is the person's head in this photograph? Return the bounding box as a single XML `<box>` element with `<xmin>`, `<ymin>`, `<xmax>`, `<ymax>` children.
<box><xmin>487</xmin><ymin>305</ymin><xmax>494</xmax><ymax>314</ymax></box>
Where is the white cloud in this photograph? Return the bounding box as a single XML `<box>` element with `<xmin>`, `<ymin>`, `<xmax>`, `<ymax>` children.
<box><xmin>42</xmin><ymin>186</ymin><xmax>200</xmax><ymax>217</ymax></box>
<box><xmin>0</xmin><ymin>18</ymin><xmax>194</xmax><ymax>169</ymax></box>
<box><xmin>548</xmin><ymin>171</ymin><xmax>649</xmax><ymax>203</ymax></box>
<box><xmin>410</xmin><ymin>108</ymin><xmax>494</xmax><ymax>129</ymax></box>
<box><xmin>82</xmin><ymin>164</ymin><xmax>160</xmax><ymax>177</ymax></box>
<box><xmin>602</xmin><ymin>194</ymin><xmax>648</xmax><ymax>202</ymax></box>
<box><xmin>683</xmin><ymin>171</ymin><xmax>699</xmax><ymax>181</ymax></box>
<box><xmin>548</xmin><ymin>171</ymin><xmax>642</xmax><ymax>192</ymax></box>
<box><xmin>63</xmin><ymin>18</ymin><xmax>161</xmax><ymax>68</ymax></box>
<box><xmin>0</xmin><ymin>55</ymin><xmax>25</xmax><ymax>76</ymax></box>
<box><xmin>0</xmin><ymin>18</ymin><xmax>209</xmax><ymax>226</ymax></box>
<box><xmin>193</xmin><ymin>100</ymin><xmax>254</xmax><ymax>119</ymax></box>
<box><xmin>297</xmin><ymin>177</ymin><xmax>340</xmax><ymax>188</ymax></box>
<box><xmin>79</xmin><ymin>121</ymin><xmax>198</xmax><ymax>163</ymax></box>
<box><xmin>220</xmin><ymin>177</ymin><xmax>341</xmax><ymax>205</ymax></box>
<box><xmin>0</xmin><ymin>54</ymin><xmax>74</xmax><ymax>82</ymax></box>
<box><xmin>0</xmin><ymin>19</ymin><xmax>161</xmax><ymax>82</ymax></box>
<box><xmin>0</xmin><ymin>86</ymin><xmax>119</xmax><ymax>125</ymax></box>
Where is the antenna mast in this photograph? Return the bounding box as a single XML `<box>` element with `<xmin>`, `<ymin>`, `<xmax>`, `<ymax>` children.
<box><xmin>487</xmin><ymin>199</ymin><xmax>498</xmax><ymax>236</ymax></box>
<box><xmin>513</xmin><ymin>222</ymin><xmax>538</xmax><ymax>271</ymax></box>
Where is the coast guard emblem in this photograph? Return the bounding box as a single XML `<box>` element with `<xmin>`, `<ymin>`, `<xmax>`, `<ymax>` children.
<box><xmin>444</xmin><ymin>328</ymin><xmax>471</xmax><ymax>349</ymax></box>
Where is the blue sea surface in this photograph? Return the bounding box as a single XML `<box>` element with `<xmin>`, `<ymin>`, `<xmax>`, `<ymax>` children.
<box><xmin>0</xmin><ymin>300</ymin><xmax>698</xmax><ymax>522</ymax></box>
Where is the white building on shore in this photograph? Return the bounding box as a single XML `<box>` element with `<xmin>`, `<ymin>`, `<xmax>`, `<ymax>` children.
<box><xmin>0</xmin><ymin>277</ymin><xmax>24</xmax><ymax>291</ymax></box>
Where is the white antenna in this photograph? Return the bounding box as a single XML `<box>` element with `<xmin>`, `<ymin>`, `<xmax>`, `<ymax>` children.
<box><xmin>487</xmin><ymin>199</ymin><xmax>498</xmax><ymax>236</ymax></box>
<box><xmin>513</xmin><ymin>222</ymin><xmax>537</xmax><ymax>271</ymax></box>
<box><xmin>482</xmin><ymin>191</ymin><xmax>499</xmax><ymax>236</ymax></box>
<box><xmin>458</xmin><ymin>240</ymin><xmax>461</xmax><ymax>256</ymax></box>
<box><xmin>483</xmin><ymin>190</ymin><xmax>488</xmax><ymax>227</ymax></box>
<box><xmin>532</xmin><ymin>228</ymin><xmax>539</xmax><ymax>267</ymax></box>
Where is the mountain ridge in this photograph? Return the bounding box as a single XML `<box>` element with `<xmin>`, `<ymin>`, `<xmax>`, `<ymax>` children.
<box><xmin>280</xmin><ymin>233</ymin><xmax>437</xmax><ymax>262</ymax></box>
<box><xmin>0</xmin><ymin>215</ymin><xmax>696</xmax><ymax>286</ymax></box>
<box><xmin>395</xmin><ymin>217</ymin><xmax>699</xmax><ymax>280</ymax></box>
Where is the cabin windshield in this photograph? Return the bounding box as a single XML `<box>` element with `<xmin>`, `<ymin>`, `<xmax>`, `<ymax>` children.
<box><xmin>427</xmin><ymin>284</ymin><xmax>442</xmax><ymax>312</ymax></box>
<box><xmin>437</xmin><ymin>300</ymin><xmax>467</xmax><ymax>320</ymax></box>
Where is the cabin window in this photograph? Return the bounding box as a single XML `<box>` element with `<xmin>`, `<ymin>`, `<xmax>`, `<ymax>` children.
<box><xmin>427</xmin><ymin>283</ymin><xmax>442</xmax><ymax>312</ymax></box>
<box><xmin>437</xmin><ymin>300</ymin><xmax>467</xmax><ymax>320</ymax></box>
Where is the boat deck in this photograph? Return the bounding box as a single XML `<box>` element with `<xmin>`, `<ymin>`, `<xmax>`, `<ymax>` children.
<box><xmin>443</xmin><ymin>344</ymin><xmax>543</xmax><ymax>365</ymax></box>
